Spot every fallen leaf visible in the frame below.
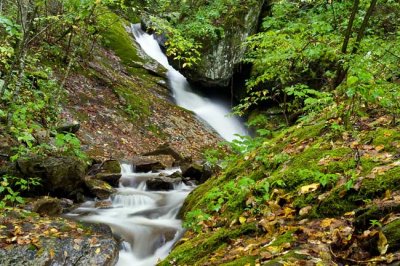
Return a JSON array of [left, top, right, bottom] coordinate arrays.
[[378, 231, 388, 255], [320, 218, 334, 228], [300, 183, 320, 194], [375, 145, 385, 152]]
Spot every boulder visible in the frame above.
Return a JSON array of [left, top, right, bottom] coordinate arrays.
[[132, 156, 166, 173], [32, 196, 63, 216], [181, 162, 212, 183], [16, 156, 87, 200], [84, 177, 116, 200], [55, 123, 80, 134], [146, 176, 181, 191], [101, 160, 121, 174], [87, 160, 121, 187], [94, 173, 121, 187], [166, 171, 183, 179], [0, 221, 119, 266]]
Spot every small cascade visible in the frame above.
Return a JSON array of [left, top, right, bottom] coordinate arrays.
[[68, 163, 193, 266], [131, 24, 248, 142]]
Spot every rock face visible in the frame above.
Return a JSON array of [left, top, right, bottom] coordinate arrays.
[[174, 1, 265, 88], [16, 156, 87, 200], [0, 222, 119, 266]]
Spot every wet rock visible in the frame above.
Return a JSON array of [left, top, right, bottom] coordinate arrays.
[[0, 222, 119, 266], [94, 173, 121, 187], [95, 199, 113, 209], [84, 177, 116, 200], [165, 171, 183, 179], [132, 156, 166, 172], [146, 176, 181, 191], [181, 162, 212, 183], [101, 160, 121, 174], [55, 123, 80, 134], [59, 198, 75, 213], [88, 160, 121, 186], [16, 156, 87, 200], [32, 196, 63, 216]]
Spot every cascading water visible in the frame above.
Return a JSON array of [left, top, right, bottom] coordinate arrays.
[[68, 164, 193, 266], [131, 24, 248, 142]]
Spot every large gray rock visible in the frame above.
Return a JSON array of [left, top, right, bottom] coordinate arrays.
[[132, 156, 166, 172], [172, 1, 265, 88], [0, 222, 119, 266], [146, 176, 182, 191], [16, 156, 87, 200]]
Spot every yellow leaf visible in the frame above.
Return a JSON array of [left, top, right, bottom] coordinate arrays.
[[239, 216, 247, 224], [95, 248, 101, 254], [49, 249, 55, 259], [375, 145, 385, 152], [378, 231, 388, 255], [300, 183, 320, 194], [320, 218, 334, 228]]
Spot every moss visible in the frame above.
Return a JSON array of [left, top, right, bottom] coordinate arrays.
[[220, 256, 257, 266], [98, 11, 143, 67], [360, 166, 400, 196], [316, 192, 359, 217], [370, 127, 400, 152], [159, 223, 258, 266], [113, 85, 150, 120], [270, 231, 295, 247], [262, 250, 310, 265], [316, 165, 400, 217], [383, 219, 400, 252]]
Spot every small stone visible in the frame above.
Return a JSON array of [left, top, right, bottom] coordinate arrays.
[[299, 206, 312, 217]]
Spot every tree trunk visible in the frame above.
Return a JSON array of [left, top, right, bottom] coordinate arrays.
[[351, 0, 378, 54]]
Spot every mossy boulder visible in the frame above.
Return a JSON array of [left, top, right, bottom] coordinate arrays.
[[16, 156, 87, 200], [32, 196, 63, 216], [84, 177, 116, 200], [101, 160, 121, 174]]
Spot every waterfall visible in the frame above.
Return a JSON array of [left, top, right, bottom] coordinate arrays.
[[68, 164, 192, 266], [131, 24, 248, 142]]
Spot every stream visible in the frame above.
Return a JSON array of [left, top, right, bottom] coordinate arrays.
[[68, 164, 193, 265], [68, 24, 248, 266]]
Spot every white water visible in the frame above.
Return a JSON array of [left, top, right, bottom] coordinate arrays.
[[131, 24, 248, 142], [68, 164, 193, 266]]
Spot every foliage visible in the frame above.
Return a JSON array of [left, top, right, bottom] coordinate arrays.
[[140, 0, 260, 68], [235, 0, 400, 125], [0, 175, 40, 208], [0, 0, 126, 204]]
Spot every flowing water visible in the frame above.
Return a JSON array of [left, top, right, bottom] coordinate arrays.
[[131, 24, 248, 142], [68, 164, 193, 266]]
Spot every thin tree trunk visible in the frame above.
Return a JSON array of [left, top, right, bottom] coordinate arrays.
[[334, 0, 377, 88], [351, 0, 378, 54], [341, 0, 359, 54]]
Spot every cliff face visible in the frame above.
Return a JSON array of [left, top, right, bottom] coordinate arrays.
[[174, 0, 265, 88]]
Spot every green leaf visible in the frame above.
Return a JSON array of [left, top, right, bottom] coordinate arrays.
[[347, 76, 359, 86]]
